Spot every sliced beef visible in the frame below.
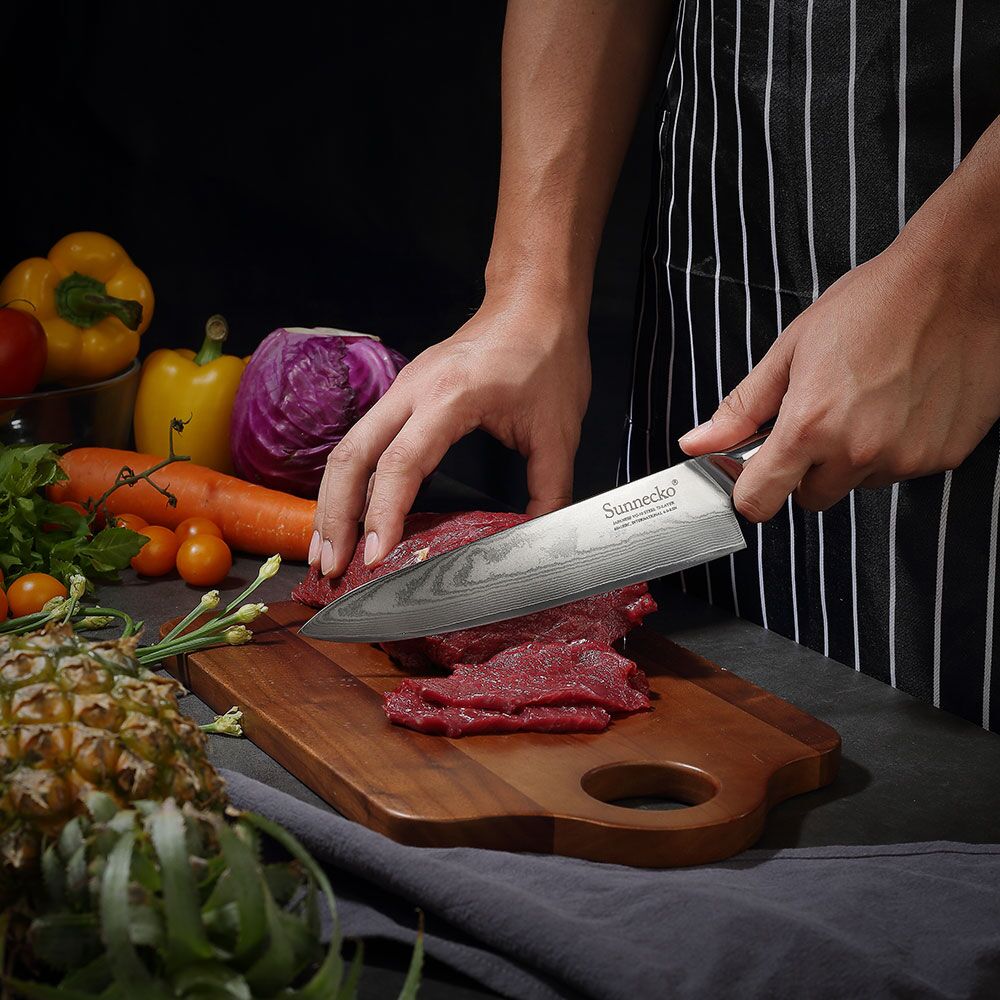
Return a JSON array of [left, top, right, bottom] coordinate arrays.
[[292, 511, 658, 670], [293, 510, 659, 738], [403, 641, 650, 714], [383, 687, 611, 738], [387, 583, 655, 671]]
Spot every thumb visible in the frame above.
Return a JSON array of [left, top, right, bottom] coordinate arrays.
[[526, 437, 576, 517], [678, 335, 793, 455]]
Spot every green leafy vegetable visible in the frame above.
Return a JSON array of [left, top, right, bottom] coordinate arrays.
[[0, 443, 145, 586]]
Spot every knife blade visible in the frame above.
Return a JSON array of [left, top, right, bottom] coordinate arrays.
[[299, 431, 768, 643]]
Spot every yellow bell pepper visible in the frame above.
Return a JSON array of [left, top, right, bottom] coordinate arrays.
[[0, 232, 153, 384], [134, 314, 247, 474]]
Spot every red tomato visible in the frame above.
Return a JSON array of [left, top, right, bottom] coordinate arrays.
[[7, 574, 68, 617], [113, 513, 148, 532], [0, 588, 7, 620], [176, 535, 232, 587], [130, 525, 180, 577], [174, 516, 223, 543], [0, 307, 47, 396], [42, 500, 91, 534]]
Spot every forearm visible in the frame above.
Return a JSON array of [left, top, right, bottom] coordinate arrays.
[[899, 114, 1000, 320], [486, 0, 671, 307]]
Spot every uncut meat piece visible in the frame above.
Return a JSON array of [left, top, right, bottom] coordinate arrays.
[[292, 511, 658, 669], [383, 687, 612, 738], [403, 641, 651, 714]]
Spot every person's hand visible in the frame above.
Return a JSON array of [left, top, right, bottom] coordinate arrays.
[[310, 287, 591, 577], [677, 228, 1000, 521]]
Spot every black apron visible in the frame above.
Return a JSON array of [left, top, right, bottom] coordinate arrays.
[[622, 0, 1000, 731]]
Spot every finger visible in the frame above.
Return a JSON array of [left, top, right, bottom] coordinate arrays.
[[794, 460, 869, 512], [526, 437, 576, 517], [314, 392, 412, 577], [732, 419, 815, 522], [678, 334, 793, 456], [362, 472, 376, 518], [363, 411, 472, 565]]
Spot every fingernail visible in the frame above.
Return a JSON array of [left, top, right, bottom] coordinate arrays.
[[679, 417, 714, 445], [320, 539, 335, 576], [308, 530, 321, 565], [363, 531, 380, 566]]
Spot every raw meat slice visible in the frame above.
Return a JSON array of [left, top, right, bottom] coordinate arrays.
[[387, 583, 655, 671], [404, 641, 651, 714], [383, 687, 611, 738], [292, 511, 658, 670]]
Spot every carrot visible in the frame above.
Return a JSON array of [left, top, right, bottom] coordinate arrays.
[[48, 448, 316, 561]]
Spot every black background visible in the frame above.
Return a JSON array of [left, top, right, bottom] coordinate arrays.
[[3, 1, 664, 508]]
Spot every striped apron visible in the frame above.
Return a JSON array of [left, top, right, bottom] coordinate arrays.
[[621, 1, 1000, 731]]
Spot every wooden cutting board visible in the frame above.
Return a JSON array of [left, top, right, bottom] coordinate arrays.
[[163, 601, 839, 867]]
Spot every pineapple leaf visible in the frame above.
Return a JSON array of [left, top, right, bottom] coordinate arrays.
[[170, 960, 253, 999], [65, 844, 88, 909], [40, 843, 67, 907], [262, 862, 303, 906], [84, 792, 119, 825], [57, 817, 85, 861], [99, 830, 158, 993], [202, 899, 242, 944], [337, 941, 365, 1000], [241, 812, 346, 1000], [396, 914, 425, 1000], [149, 800, 216, 970], [242, 890, 300, 994], [215, 824, 269, 963], [129, 904, 165, 949], [60, 952, 112, 991], [27, 913, 101, 971], [0, 974, 102, 1000]]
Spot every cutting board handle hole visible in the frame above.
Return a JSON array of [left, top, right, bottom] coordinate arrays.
[[581, 762, 718, 812]]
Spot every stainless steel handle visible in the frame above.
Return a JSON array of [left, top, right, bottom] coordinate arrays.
[[691, 427, 770, 496]]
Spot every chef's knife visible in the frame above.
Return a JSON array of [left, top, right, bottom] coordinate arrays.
[[300, 430, 768, 642]]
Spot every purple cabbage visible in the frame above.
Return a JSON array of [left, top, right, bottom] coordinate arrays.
[[231, 327, 407, 497]]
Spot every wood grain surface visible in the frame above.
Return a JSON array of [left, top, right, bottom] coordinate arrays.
[[163, 601, 840, 867]]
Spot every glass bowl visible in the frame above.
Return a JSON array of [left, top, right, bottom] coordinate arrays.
[[0, 360, 140, 449]]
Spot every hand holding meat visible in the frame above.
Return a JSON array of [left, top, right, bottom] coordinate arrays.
[[679, 122, 1000, 521], [311, 287, 591, 577]]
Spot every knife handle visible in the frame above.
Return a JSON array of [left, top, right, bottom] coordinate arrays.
[[694, 427, 770, 494]]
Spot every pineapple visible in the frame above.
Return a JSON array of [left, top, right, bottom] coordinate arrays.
[[1, 794, 422, 998], [0, 624, 226, 901]]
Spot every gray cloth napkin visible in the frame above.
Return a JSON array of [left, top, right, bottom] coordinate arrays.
[[223, 770, 1000, 1000]]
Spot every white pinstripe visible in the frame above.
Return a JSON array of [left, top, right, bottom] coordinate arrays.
[[953, 0, 963, 167], [763, 0, 796, 640], [985, 449, 999, 730], [891, 0, 907, 687], [641, 108, 675, 479], [663, 0, 689, 474], [707, 0, 735, 612], [624, 7, 685, 487], [933, 0, 963, 705], [733, 0, 756, 625], [847, 0, 861, 670], [623, 212, 651, 485], [933, 478, 952, 706], [803, 0, 829, 656], [669, 0, 693, 597], [683, 0, 702, 431], [639, 14, 685, 482], [703, 0, 724, 605], [889, 487, 899, 687]]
